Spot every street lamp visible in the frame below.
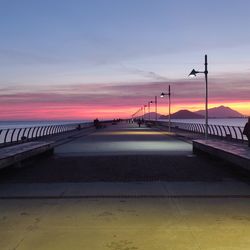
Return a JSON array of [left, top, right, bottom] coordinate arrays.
[[155, 96, 158, 121], [140, 106, 143, 119], [160, 85, 171, 132], [143, 105, 147, 120], [189, 54, 208, 139], [148, 101, 153, 121]]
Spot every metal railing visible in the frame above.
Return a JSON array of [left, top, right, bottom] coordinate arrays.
[[0, 122, 93, 146], [156, 121, 247, 142]]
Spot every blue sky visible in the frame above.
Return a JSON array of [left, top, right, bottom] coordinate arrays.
[[0, 0, 250, 119], [1, 0, 250, 83]]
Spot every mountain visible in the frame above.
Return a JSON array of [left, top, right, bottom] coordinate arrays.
[[159, 110, 203, 119], [195, 105, 243, 118], [143, 112, 162, 119], [142, 106, 243, 120]]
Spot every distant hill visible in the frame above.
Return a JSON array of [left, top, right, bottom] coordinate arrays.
[[142, 106, 243, 120], [159, 110, 203, 119], [195, 105, 243, 118], [144, 112, 162, 119]]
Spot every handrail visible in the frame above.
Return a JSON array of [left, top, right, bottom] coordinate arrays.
[[155, 121, 247, 142], [0, 122, 93, 146]]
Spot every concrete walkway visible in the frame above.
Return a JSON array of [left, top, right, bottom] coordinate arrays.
[[55, 122, 192, 156], [1, 122, 250, 249]]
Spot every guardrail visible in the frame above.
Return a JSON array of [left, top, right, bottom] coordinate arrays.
[[0, 122, 93, 147], [155, 121, 248, 142]]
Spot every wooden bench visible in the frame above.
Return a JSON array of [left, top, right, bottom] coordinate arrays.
[[193, 139, 250, 171], [0, 141, 54, 170]]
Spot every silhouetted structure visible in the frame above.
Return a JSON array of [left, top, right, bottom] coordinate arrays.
[[243, 117, 250, 147], [138, 119, 142, 127], [76, 124, 81, 130], [94, 118, 101, 129]]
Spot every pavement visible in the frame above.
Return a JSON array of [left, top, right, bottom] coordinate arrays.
[[1, 122, 250, 249]]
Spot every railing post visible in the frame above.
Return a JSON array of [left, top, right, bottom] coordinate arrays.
[[16, 128, 23, 142], [31, 127, 37, 139], [10, 129, 16, 143], [27, 127, 33, 140], [4, 129, 10, 144]]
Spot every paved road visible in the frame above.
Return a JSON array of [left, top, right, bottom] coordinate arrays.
[[1, 122, 249, 183], [1, 122, 250, 250]]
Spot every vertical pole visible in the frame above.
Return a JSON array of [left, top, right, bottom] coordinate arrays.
[[155, 96, 157, 121], [148, 102, 151, 121], [168, 85, 171, 132], [143, 106, 145, 120], [205, 55, 208, 140]]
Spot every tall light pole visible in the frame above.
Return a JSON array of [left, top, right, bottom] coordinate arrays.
[[148, 101, 153, 121], [155, 96, 158, 121], [143, 105, 147, 120], [160, 85, 171, 132], [189, 55, 208, 139]]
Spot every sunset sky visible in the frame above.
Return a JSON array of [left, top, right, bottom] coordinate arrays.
[[0, 0, 250, 120]]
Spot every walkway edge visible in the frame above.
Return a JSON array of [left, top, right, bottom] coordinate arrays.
[[193, 139, 250, 171]]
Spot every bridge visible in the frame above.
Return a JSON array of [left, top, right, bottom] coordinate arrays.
[[0, 121, 250, 249]]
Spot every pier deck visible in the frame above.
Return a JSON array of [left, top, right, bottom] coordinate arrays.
[[0, 122, 250, 250]]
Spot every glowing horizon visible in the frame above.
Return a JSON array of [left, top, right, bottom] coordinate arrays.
[[0, 99, 249, 121]]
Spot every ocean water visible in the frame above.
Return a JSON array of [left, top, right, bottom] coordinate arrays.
[[159, 118, 248, 128], [0, 120, 91, 130], [0, 118, 248, 130]]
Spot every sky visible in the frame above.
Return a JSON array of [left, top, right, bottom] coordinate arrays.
[[0, 0, 250, 120]]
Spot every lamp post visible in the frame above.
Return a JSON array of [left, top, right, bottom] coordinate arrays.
[[155, 96, 158, 121], [160, 85, 171, 132], [189, 55, 208, 139], [148, 101, 153, 121], [143, 105, 147, 120]]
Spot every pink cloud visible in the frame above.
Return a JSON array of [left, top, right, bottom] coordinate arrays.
[[0, 72, 249, 119]]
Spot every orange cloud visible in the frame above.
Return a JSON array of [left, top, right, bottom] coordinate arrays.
[[0, 74, 249, 120]]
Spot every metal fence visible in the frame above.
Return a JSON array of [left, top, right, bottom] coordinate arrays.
[[157, 121, 247, 142], [0, 122, 93, 146]]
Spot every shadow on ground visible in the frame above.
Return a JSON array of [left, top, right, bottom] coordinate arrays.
[[1, 154, 250, 183]]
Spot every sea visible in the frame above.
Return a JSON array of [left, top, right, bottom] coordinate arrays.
[[0, 120, 91, 130], [0, 118, 248, 129]]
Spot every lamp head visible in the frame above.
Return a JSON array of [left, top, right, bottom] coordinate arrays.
[[160, 92, 165, 98], [189, 69, 197, 77]]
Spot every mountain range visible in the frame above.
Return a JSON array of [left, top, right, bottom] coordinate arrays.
[[145, 106, 243, 119], [195, 105, 243, 118], [159, 110, 203, 119]]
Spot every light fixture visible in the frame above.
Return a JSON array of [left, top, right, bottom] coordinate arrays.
[[189, 55, 208, 139], [160, 85, 171, 132]]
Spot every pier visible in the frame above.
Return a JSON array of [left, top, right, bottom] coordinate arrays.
[[0, 122, 250, 249]]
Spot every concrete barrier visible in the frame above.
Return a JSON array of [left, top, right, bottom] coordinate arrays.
[[193, 139, 250, 171], [0, 141, 54, 170]]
